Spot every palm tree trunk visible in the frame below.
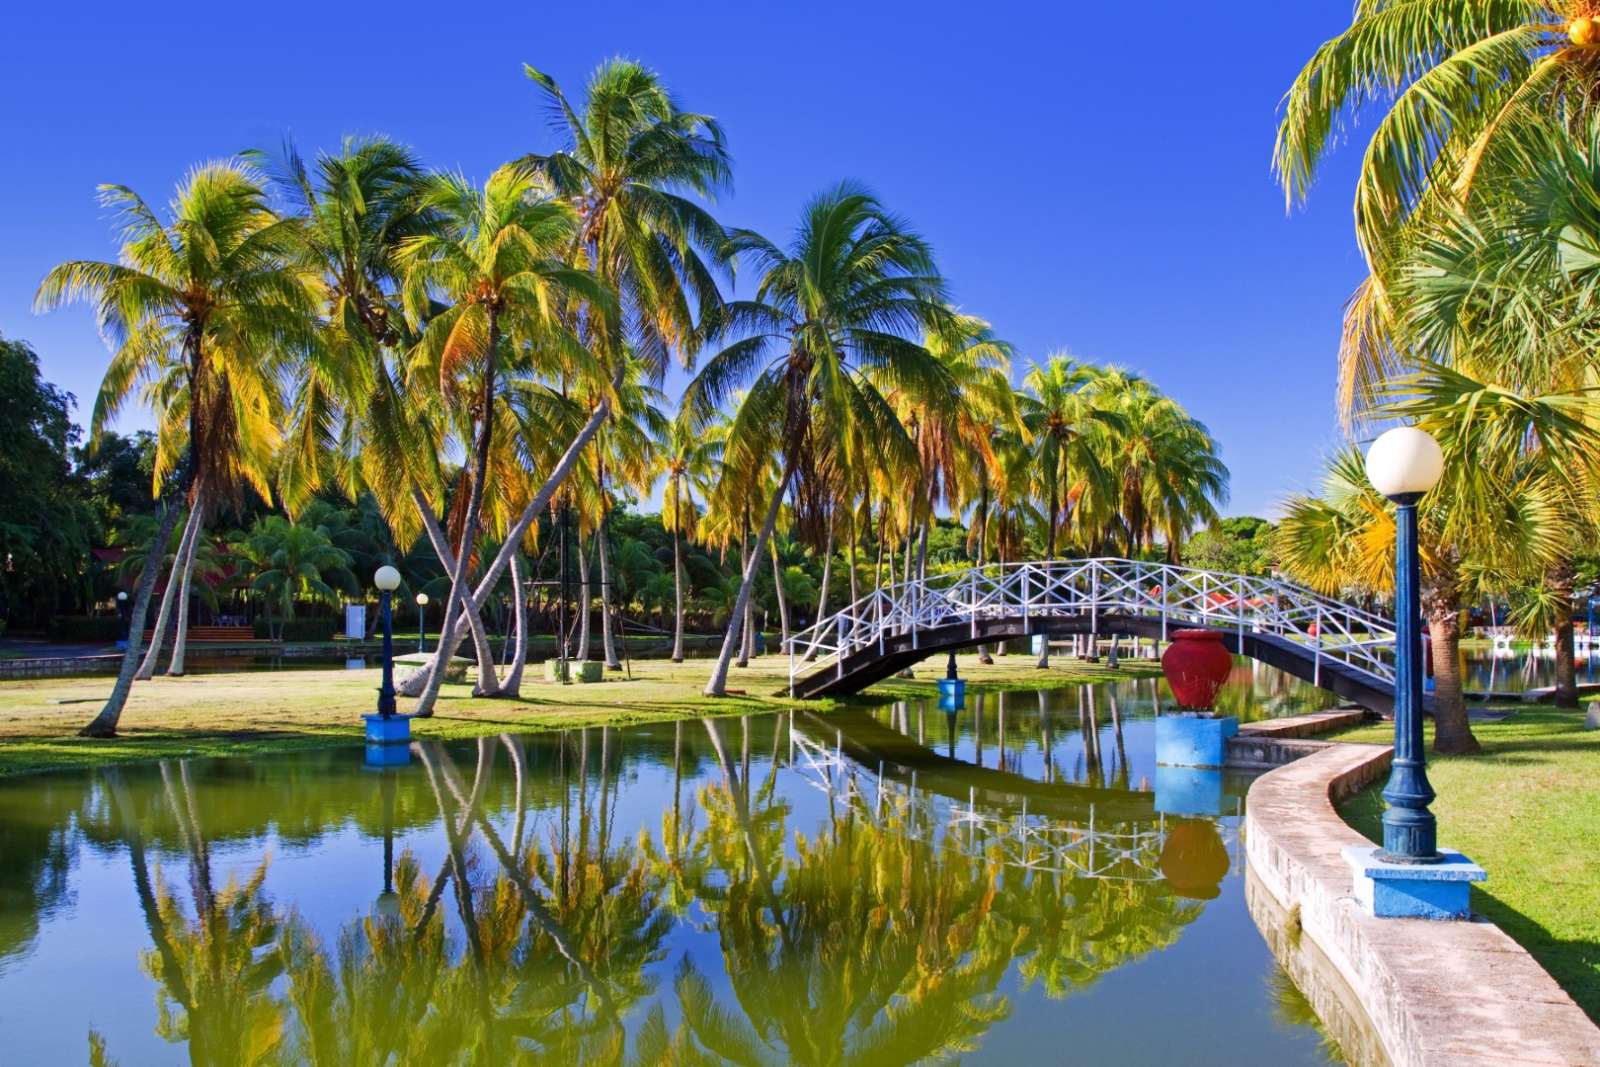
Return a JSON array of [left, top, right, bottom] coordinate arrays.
[[771, 543, 790, 649], [738, 536, 754, 667], [502, 553, 529, 697], [599, 517, 621, 670], [137, 499, 204, 680], [414, 317, 500, 716], [413, 367, 620, 716], [1549, 561, 1578, 709], [916, 513, 930, 582], [1427, 599, 1478, 754], [576, 534, 592, 662], [1038, 488, 1059, 669], [165, 498, 207, 677], [672, 484, 686, 663], [80, 498, 187, 737], [706, 463, 793, 696], [402, 487, 498, 698], [804, 519, 834, 661], [848, 508, 860, 607]]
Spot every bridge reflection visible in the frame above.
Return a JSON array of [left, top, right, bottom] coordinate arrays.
[[792, 692, 1242, 891]]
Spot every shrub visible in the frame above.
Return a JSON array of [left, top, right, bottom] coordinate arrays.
[[48, 615, 124, 642], [253, 618, 339, 642]]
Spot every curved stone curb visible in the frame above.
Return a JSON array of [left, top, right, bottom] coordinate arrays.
[[1245, 744, 1600, 1067]]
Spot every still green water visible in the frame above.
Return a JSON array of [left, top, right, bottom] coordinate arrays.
[[0, 671, 1346, 1065]]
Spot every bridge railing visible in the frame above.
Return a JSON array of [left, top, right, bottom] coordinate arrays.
[[785, 558, 1396, 693]]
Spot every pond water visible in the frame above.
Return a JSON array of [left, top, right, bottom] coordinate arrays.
[[0, 675, 1349, 1065]]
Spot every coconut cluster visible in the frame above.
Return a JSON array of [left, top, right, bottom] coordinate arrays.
[[1571, 17, 1599, 46]]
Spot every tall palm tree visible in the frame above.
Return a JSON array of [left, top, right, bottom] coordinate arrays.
[[1019, 356, 1116, 666], [684, 183, 955, 696], [397, 164, 608, 714], [1088, 369, 1227, 559], [1275, 4, 1600, 417], [659, 415, 720, 661], [1391, 115, 1600, 708], [520, 58, 732, 377], [36, 160, 314, 735]]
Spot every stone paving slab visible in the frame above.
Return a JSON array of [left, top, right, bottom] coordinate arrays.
[[1245, 744, 1600, 1067]]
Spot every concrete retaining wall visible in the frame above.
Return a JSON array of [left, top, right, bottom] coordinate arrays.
[[1245, 744, 1600, 1066]]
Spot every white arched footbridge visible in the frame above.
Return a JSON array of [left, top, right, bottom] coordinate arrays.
[[784, 558, 1398, 713]]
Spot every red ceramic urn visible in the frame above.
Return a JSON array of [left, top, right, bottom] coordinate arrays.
[[1160, 629, 1232, 712]]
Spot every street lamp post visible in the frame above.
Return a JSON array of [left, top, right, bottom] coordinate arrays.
[[374, 566, 401, 718], [116, 590, 130, 649], [415, 592, 429, 653], [1364, 427, 1445, 863]]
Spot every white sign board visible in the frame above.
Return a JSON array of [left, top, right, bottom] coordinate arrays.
[[344, 604, 367, 640]]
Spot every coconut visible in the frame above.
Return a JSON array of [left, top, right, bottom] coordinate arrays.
[[1570, 17, 1596, 46]]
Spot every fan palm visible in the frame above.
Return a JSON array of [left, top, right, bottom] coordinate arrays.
[[684, 183, 955, 695], [1275, 365, 1591, 753], [36, 160, 315, 734], [1390, 115, 1600, 706]]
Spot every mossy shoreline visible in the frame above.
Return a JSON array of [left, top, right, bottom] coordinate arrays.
[[0, 653, 1157, 778]]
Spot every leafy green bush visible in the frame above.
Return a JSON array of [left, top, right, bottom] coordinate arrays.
[[253, 618, 339, 642], [48, 615, 123, 642]]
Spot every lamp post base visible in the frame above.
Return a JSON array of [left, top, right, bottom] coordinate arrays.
[[1344, 846, 1485, 920], [364, 714, 411, 746]]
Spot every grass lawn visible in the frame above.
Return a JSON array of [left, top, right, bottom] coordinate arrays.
[[0, 651, 1154, 778], [1333, 708, 1600, 1022]]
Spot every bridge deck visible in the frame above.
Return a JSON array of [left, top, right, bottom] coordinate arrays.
[[789, 612, 1393, 714]]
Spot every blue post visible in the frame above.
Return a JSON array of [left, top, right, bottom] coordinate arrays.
[[377, 589, 396, 718], [417, 599, 426, 654], [1380, 494, 1438, 863]]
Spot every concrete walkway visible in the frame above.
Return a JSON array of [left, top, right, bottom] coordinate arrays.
[[1245, 743, 1600, 1066]]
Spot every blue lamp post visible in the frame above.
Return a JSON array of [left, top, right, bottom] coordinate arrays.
[[1347, 427, 1485, 919], [374, 565, 401, 717], [363, 565, 411, 754], [1365, 427, 1445, 862]]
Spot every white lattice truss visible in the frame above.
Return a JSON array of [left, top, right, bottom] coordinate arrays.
[[785, 558, 1396, 694], [788, 726, 1239, 883]]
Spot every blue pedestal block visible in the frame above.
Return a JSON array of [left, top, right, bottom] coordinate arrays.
[[1344, 846, 1485, 920], [1154, 765, 1226, 817], [1155, 714, 1238, 769], [364, 713, 412, 746], [364, 742, 412, 768], [938, 678, 966, 704]]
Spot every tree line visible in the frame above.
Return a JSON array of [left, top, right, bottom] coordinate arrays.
[[31, 59, 1229, 735]]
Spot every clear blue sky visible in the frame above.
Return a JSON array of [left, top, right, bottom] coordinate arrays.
[[2, 1, 1370, 517]]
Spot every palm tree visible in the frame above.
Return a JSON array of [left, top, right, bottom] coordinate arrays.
[[397, 164, 608, 714], [520, 58, 732, 376], [1088, 369, 1227, 559], [684, 183, 955, 696], [1275, 4, 1600, 416], [659, 416, 720, 661], [1389, 115, 1600, 708], [1020, 356, 1115, 666], [36, 160, 314, 735], [233, 516, 355, 640], [1276, 380, 1581, 754]]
